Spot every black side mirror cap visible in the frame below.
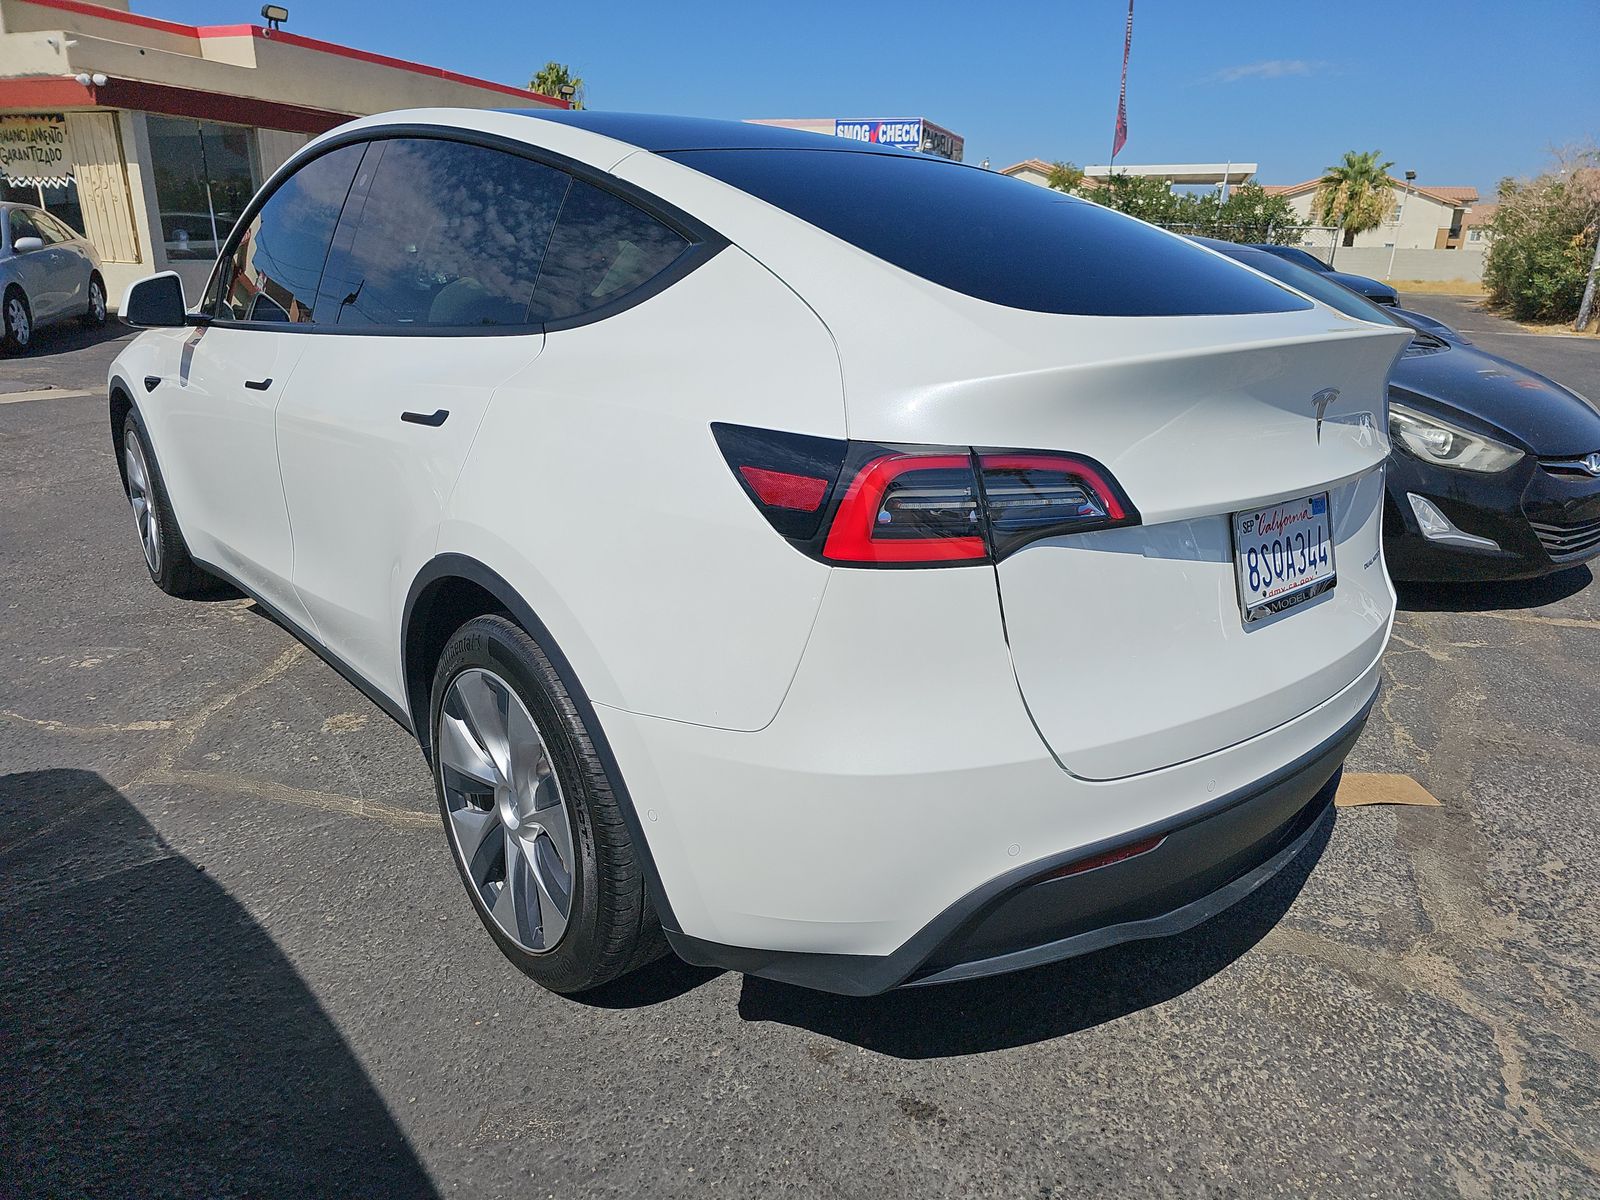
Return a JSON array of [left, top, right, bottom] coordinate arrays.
[[121, 272, 188, 328]]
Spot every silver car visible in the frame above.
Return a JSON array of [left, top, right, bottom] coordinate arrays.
[[1, 202, 106, 354]]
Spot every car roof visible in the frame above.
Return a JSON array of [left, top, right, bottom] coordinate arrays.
[[504, 110, 922, 157]]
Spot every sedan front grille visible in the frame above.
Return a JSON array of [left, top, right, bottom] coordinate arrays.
[[1530, 516, 1600, 560]]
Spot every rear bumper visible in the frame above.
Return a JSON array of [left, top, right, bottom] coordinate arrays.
[[664, 687, 1371, 995]]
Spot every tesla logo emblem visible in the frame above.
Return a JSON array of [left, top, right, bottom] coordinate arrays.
[[1311, 388, 1339, 442], [1585, 452, 1600, 476]]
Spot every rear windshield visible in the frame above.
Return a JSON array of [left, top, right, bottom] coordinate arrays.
[[663, 150, 1310, 317]]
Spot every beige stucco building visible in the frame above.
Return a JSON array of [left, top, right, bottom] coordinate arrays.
[[0, 0, 568, 297], [1262, 177, 1480, 249]]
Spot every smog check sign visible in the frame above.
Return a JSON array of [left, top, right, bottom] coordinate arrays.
[[833, 118, 923, 152], [0, 115, 72, 185]]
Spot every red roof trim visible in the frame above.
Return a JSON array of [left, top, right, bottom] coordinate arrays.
[[13, 0, 567, 107]]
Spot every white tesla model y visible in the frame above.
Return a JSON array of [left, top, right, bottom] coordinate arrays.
[[109, 111, 1407, 995]]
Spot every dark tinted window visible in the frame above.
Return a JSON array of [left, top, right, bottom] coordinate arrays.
[[8, 208, 43, 245], [215, 142, 364, 323], [316, 138, 567, 329], [1256, 244, 1330, 273], [666, 150, 1309, 317], [530, 179, 689, 323]]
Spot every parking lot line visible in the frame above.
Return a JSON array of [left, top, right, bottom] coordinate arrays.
[[0, 388, 99, 405]]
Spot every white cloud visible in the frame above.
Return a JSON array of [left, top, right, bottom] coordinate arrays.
[[1208, 59, 1326, 84]]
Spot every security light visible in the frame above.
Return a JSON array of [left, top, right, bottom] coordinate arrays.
[[261, 5, 288, 31]]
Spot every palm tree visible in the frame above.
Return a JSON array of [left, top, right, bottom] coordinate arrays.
[[1045, 161, 1085, 194], [529, 61, 585, 109], [1316, 150, 1396, 246]]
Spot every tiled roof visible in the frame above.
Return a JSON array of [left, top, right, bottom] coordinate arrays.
[[1260, 177, 1479, 206]]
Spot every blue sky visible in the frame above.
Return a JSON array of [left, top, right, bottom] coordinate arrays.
[[141, 0, 1596, 195]]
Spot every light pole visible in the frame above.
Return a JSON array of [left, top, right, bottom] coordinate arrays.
[[1385, 169, 1417, 281]]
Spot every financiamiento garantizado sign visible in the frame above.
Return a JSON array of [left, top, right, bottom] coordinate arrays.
[[0, 114, 73, 186]]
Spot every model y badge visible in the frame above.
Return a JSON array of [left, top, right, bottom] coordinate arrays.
[[1311, 388, 1339, 442]]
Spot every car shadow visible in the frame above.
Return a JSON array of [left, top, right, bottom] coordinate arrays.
[[735, 811, 1334, 1059], [0, 769, 440, 1199], [10, 320, 133, 360], [1395, 564, 1593, 613]]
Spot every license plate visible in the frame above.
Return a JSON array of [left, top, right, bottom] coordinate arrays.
[[1232, 494, 1336, 623]]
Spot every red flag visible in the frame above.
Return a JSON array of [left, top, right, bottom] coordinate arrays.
[[1112, 0, 1133, 159]]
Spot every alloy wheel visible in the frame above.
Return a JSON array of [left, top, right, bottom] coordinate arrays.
[[90, 280, 106, 324], [124, 435, 161, 571], [437, 667, 576, 953], [6, 296, 29, 347]]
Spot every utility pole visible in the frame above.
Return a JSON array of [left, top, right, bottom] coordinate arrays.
[[1385, 169, 1416, 281], [1576, 229, 1600, 333]]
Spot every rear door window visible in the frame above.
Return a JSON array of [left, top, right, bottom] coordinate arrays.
[[665, 149, 1309, 317], [313, 138, 568, 329]]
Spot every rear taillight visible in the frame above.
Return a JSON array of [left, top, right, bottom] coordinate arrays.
[[713, 423, 1139, 566]]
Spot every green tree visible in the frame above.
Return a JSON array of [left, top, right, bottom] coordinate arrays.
[[1315, 150, 1395, 246], [529, 61, 584, 109], [1483, 148, 1600, 324], [1045, 161, 1085, 193], [1089, 173, 1186, 225], [1213, 183, 1306, 244]]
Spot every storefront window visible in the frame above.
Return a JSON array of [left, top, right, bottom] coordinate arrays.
[[146, 115, 258, 262]]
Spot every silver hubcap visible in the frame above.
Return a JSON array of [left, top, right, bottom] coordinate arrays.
[[438, 668, 575, 953], [6, 296, 28, 344], [124, 436, 161, 571], [90, 282, 105, 322]]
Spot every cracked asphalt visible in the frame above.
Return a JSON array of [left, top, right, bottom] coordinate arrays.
[[2, 297, 1598, 1198]]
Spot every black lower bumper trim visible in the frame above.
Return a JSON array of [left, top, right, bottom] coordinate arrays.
[[666, 683, 1377, 996]]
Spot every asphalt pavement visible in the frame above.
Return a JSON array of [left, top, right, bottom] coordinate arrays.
[[2, 297, 1598, 1198]]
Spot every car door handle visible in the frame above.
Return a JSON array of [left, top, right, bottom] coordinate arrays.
[[401, 409, 450, 427], [244, 378, 272, 391]]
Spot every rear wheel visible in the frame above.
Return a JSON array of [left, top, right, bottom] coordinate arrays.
[[2, 287, 32, 354], [83, 274, 107, 328], [121, 411, 214, 597], [431, 614, 664, 993]]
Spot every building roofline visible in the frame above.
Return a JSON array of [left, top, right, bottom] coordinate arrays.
[[14, 0, 568, 107], [1262, 175, 1478, 206]]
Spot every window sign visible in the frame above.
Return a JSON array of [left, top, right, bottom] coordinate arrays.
[[0, 115, 72, 187]]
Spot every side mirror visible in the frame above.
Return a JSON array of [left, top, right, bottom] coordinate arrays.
[[121, 272, 188, 328], [12, 236, 44, 254]]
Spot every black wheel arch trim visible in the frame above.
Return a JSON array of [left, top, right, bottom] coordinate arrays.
[[402, 553, 681, 933]]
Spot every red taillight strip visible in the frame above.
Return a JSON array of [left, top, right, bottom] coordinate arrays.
[[738, 465, 829, 512], [1043, 834, 1166, 881], [977, 452, 1129, 521], [821, 452, 988, 564]]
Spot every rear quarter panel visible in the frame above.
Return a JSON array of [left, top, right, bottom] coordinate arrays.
[[439, 244, 844, 731]]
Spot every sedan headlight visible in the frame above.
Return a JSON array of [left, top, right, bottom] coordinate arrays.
[[1388, 404, 1524, 473]]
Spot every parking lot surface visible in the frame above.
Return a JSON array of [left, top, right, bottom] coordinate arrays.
[[2, 297, 1598, 1198]]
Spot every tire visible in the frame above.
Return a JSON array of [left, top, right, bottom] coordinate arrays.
[[121, 411, 215, 597], [83, 274, 107, 328], [430, 614, 665, 993], [2, 287, 32, 354]]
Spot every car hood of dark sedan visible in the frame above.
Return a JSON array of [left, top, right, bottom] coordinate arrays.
[[1391, 337, 1600, 457]]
